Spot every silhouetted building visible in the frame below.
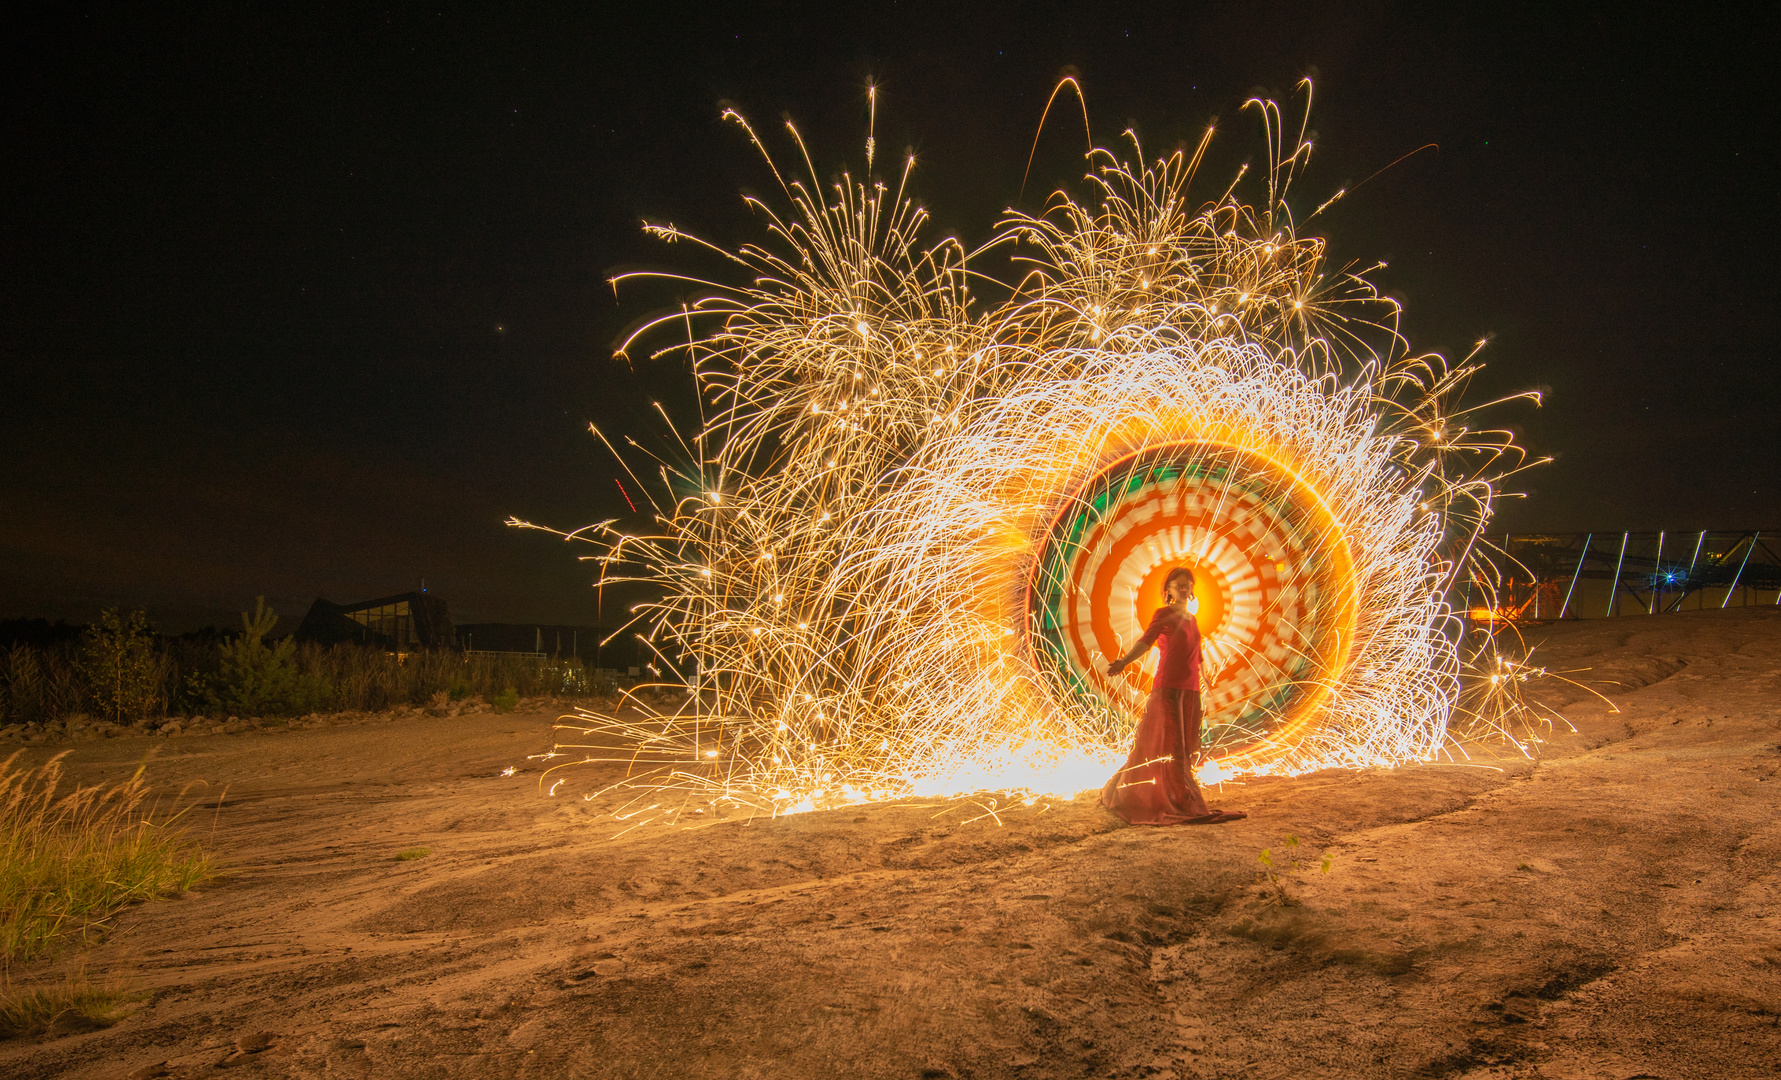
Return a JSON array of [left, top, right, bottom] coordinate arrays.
[[295, 592, 455, 651]]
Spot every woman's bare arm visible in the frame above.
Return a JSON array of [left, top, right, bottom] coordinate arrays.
[[1107, 609, 1171, 675]]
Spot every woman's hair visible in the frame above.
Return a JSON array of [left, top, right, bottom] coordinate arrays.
[[1164, 566, 1195, 595]]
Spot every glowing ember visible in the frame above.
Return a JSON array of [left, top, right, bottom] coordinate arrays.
[[517, 85, 1538, 821]]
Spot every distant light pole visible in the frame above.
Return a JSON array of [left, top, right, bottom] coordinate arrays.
[[1722, 532, 1759, 608], [1558, 534, 1590, 620], [1606, 533, 1629, 618]]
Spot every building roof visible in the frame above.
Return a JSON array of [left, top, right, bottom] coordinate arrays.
[[294, 592, 455, 651]]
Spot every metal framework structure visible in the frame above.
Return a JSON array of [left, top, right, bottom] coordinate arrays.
[[1463, 531, 1781, 622]]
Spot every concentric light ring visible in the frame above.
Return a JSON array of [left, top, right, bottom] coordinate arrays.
[[1028, 442, 1359, 758]]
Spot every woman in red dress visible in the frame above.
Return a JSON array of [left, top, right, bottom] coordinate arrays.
[[1101, 567, 1246, 826]]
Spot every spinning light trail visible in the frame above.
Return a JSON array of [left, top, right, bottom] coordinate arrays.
[[520, 84, 1540, 823]]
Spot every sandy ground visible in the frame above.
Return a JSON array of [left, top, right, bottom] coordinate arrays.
[[3, 608, 1778, 1079]]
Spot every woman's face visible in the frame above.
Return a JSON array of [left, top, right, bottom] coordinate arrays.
[[1165, 577, 1191, 606]]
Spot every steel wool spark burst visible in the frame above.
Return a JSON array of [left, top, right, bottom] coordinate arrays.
[[517, 84, 1538, 825]]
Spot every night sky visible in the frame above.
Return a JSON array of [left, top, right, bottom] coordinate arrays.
[[3, 3, 1776, 633]]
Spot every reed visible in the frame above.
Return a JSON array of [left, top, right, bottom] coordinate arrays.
[[0, 645, 87, 727], [0, 635, 621, 726], [289, 643, 613, 712], [0, 752, 213, 968]]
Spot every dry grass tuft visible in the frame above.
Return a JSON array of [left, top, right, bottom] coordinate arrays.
[[0, 751, 213, 968], [0, 975, 141, 1039]]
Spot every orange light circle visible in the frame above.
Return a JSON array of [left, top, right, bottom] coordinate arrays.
[[1027, 443, 1355, 759]]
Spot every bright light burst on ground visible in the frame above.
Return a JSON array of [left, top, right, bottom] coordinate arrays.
[[518, 84, 1540, 825]]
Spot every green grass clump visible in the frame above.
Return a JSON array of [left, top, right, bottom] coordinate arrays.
[[0, 976, 140, 1038], [0, 751, 213, 968], [394, 847, 430, 861]]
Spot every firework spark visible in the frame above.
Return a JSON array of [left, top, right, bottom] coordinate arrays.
[[518, 84, 1540, 823]]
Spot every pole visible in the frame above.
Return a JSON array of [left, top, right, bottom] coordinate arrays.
[[1722, 531, 1758, 608], [1606, 533, 1629, 617], [1650, 531, 1664, 614], [1558, 534, 1590, 620], [1675, 529, 1708, 612], [1505, 533, 1514, 618]]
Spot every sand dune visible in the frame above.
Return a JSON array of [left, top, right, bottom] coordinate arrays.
[[3, 608, 1778, 1079]]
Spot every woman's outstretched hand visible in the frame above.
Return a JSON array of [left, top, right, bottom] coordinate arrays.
[[1106, 659, 1125, 677]]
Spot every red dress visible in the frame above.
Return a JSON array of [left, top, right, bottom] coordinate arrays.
[[1101, 606, 1245, 826]]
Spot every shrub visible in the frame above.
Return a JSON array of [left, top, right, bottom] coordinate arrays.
[[205, 599, 330, 717], [491, 687, 519, 713], [74, 610, 159, 724], [2, 624, 620, 727]]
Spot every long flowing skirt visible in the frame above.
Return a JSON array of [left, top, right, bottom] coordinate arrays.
[[1101, 687, 1242, 826]]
